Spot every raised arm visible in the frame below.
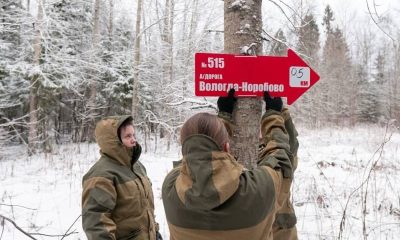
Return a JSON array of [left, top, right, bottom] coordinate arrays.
[[257, 92, 293, 213], [282, 107, 299, 171], [258, 91, 293, 178]]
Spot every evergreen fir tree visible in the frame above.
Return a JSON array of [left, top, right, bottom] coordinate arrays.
[[294, 13, 320, 125], [321, 5, 353, 125], [0, 0, 31, 142], [356, 63, 379, 123], [372, 51, 388, 120], [298, 13, 320, 63]]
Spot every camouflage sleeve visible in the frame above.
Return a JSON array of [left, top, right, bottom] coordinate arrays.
[[258, 110, 293, 179], [82, 176, 117, 240], [282, 107, 299, 171]]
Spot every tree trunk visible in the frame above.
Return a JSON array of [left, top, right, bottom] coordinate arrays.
[[132, 0, 143, 118], [158, 0, 174, 145], [88, 0, 101, 141], [224, 0, 263, 169], [108, 0, 113, 43], [183, 0, 198, 97], [392, 46, 400, 122], [160, 0, 174, 87], [78, 0, 101, 142], [28, 0, 44, 155]]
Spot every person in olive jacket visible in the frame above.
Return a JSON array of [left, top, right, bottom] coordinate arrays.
[[162, 89, 297, 240], [82, 116, 162, 240]]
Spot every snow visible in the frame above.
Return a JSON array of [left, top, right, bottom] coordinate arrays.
[[229, 1, 245, 10], [1, 125, 400, 239], [229, 0, 251, 11]]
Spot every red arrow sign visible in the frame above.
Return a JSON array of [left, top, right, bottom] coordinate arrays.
[[194, 49, 320, 105]]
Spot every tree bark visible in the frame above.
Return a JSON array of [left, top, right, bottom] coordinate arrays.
[[81, 0, 101, 142], [161, 0, 174, 85], [183, 0, 198, 96], [108, 0, 114, 43], [157, 0, 175, 145], [77, 0, 101, 142], [224, 0, 263, 169], [28, 0, 44, 155], [132, 0, 143, 118]]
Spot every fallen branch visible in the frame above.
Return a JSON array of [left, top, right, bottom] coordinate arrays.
[[0, 214, 80, 239], [0, 203, 37, 211], [60, 214, 81, 240], [0, 214, 37, 240]]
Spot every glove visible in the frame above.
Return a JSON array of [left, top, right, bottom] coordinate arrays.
[[156, 231, 163, 240], [132, 143, 142, 163], [264, 91, 283, 112], [217, 88, 237, 114]]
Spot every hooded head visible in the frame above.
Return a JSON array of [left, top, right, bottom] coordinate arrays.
[[118, 118, 137, 148], [95, 115, 134, 166]]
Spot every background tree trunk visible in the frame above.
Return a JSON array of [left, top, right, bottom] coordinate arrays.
[[28, 0, 44, 155], [158, 0, 175, 147], [79, 0, 101, 142], [108, 0, 113, 43], [132, 0, 143, 119], [224, 0, 263, 169], [88, 0, 101, 140]]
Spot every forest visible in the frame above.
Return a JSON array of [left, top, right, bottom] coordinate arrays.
[[1, 0, 399, 154], [1, 1, 400, 239]]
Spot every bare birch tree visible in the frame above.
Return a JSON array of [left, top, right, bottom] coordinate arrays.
[[28, 0, 44, 155], [78, 0, 101, 142], [88, 0, 101, 141], [132, 0, 143, 118], [108, 0, 114, 43], [155, 0, 175, 145]]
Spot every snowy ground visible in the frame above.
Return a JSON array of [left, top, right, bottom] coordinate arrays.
[[1, 124, 400, 239]]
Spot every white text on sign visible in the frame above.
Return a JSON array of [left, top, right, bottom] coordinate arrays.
[[199, 74, 223, 80], [199, 81, 284, 93], [201, 58, 225, 69]]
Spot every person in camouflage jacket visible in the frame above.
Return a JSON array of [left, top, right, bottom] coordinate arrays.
[[162, 90, 297, 240], [82, 116, 161, 240]]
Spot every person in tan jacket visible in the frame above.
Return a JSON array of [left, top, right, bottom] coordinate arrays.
[[162, 90, 297, 240], [82, 116, 162, 240]]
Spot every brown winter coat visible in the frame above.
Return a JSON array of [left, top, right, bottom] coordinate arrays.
[[162, 110, 294, 240], [82, 116, 157, 240]]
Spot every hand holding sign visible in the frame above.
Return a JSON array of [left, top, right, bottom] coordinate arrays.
[[264, 91, 283, 112], [217, 89, 237, 114]]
